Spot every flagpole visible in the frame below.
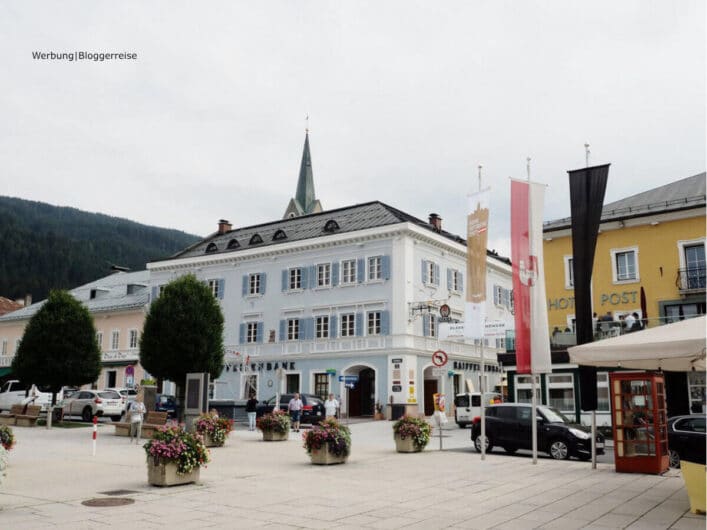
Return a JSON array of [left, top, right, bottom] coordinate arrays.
[[527, 160, 538, 466], [477, 164, 486, 461], [585, 143, 597, 471]]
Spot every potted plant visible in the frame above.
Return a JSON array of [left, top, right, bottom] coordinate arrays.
[[393, 415, 432, 453], [143, 423, 210, 486], [303, 418, 351, 465], [256, 410, 290, 441], [194, 412, 233, 447], [0, 425, 15, 451]]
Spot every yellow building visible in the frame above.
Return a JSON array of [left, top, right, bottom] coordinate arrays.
[[544, 172, 705, 332]]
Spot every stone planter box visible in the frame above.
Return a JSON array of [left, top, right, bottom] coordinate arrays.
[[201, 432, 225, 448], [395, 435, 424, 453], [147, 459, 200, 487], [310, 443, 348, 465], [262, 430, 288, 441], [0, 415, 15, 426]]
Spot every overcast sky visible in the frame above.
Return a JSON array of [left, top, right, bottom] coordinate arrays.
[[1, 1, 704, 256]]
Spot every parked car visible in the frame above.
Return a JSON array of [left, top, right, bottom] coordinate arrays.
[[155, 394, 177, 419], [667, 414, 706, 468], [255, 394, 325, 425], [471, 403, 605, 461], [61, 390, 124, 422], [454, 392, 503, 428], [104, 387, 138, 413]]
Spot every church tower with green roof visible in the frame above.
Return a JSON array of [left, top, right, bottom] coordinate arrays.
[[283, 131, 323, 218]]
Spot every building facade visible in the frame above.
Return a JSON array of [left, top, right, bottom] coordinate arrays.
[[0, 271, 150, 388], [148, 202, 513, 417]]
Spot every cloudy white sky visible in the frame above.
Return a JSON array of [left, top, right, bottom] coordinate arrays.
[[1, 1, 704, 256]]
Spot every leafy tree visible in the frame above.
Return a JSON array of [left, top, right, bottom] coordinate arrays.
[[140, 275, 225, 419], [12, 290, 101, 404]]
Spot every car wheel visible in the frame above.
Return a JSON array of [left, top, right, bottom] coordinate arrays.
[[82, 407, 93, 423], [503, 446, 518, 454], [669, 449, 681, 469], [549, 439, 570, 460], [473, 435, 493, 453]]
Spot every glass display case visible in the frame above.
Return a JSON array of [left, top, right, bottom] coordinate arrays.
[[610, 372, 669, 474]]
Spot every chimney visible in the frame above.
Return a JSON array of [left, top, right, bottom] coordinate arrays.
[[217, 219, 232, 234], [428, 213, 442, 233]]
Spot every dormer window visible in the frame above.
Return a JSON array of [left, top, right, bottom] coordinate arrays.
[[323, 219, 340, 233], [273, 229, 287, 241], [227, 239, 240, 250], [205, 242, 218, 253], [249, 234, 263, 245]]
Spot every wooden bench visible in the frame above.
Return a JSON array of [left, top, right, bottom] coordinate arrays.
[[141, 411, 169, 439], [0, 404, 25, 426], [15, 405, 42, 427]]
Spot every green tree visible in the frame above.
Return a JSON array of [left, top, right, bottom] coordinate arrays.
[[12, 290, 101, 404], [139, 275, 225, 419]]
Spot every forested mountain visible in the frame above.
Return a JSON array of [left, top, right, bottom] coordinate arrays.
[[0, 196, 201, 301]]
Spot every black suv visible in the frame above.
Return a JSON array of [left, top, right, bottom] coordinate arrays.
[[471, 403, 605, 460], [255, 394, 325, 425]]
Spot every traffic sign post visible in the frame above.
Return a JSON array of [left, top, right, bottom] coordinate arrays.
[[338, 375, 359, 384], [432, 350, 448, 367]]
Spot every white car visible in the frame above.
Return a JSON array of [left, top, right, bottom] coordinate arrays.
[[61, 390, 124, 422], [104, 387, 138, 412]]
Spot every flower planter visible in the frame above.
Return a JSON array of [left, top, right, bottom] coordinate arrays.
[[202, 432, 225, 447], [147, 459, 200, 487], [262, 430, 288, 441], [310, 443, 348, 465], [395, 434, 424, 453]]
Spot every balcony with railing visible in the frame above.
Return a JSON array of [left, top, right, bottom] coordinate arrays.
[[676, 266, 706, 294]]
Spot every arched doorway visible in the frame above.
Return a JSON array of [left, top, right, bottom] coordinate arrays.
[[347, 367, 375, 417]]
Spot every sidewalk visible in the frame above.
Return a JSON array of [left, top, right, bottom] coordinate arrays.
[[0, 421, 703, 529]]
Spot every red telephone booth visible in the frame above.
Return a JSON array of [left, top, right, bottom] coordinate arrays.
[[610, 372, 669, 474]]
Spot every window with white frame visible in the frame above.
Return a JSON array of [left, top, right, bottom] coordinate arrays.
[[315, 316, 329, 339], [246, 322, 259, 343], [426, 261, 437, 285], [611, 247, 639, 283], [249, 273, 262, 295], [515, 374, 541, 404], [129, 329, 139, 349], [96, 332, 103, 349], [341, 260, 356, 284], [317, 263, 331, 287], [493, 285, 512, 308], [450, 269, 462, 292], [368, 256, 382, 281], [208, 279, 220, 298], [1, 339, 6, 355], [289, 268, 302, 290], [678, 239, 706, 290], [341, 314, 355, 337], [546, 373, 575, 413], [111, 330, 120, 350], [287, 319, 299, 340], [564, 256, 574, 289], [367, 311, 381, 335], [597, 372, 610, 412]]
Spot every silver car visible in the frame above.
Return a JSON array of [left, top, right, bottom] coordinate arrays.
[[61, 390, 124, 422]]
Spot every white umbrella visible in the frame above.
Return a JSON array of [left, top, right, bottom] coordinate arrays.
[[568, 316, 706, 371]]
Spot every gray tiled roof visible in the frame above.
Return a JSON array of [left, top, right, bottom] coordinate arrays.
[[544, 172, 706, 231], [0, 270, 149, 322], [168, 201, 511, 265]]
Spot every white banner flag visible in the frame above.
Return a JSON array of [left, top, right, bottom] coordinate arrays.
[[465, 189, 490, 338]]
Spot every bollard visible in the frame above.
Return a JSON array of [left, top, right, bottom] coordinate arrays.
[[92, 416, 98, 456]]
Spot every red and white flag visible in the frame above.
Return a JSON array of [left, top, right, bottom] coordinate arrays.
[[511, 179, 551, 374]]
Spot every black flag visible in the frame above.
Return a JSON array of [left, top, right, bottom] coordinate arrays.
[[568, 163, 610, 411]]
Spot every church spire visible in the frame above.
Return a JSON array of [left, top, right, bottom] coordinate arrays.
[[284, 129, 323, 219]]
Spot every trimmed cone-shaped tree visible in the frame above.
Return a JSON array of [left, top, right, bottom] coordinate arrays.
[[139, 274, 224, 420], [12, 290, 101, 404]]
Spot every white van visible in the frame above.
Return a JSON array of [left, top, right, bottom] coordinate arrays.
[[453, 392, 503, 428]]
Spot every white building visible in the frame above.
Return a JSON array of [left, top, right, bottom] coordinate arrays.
[[148, 134, 514, 417]]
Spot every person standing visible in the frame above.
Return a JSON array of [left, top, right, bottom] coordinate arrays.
[[324, 393, 339, 420], [288, 393, 303, 432], [129, 397, 146, 444], [246, 394, 258, 431]]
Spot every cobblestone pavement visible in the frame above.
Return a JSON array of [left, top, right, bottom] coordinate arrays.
[[0, 420, 703, 529]]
